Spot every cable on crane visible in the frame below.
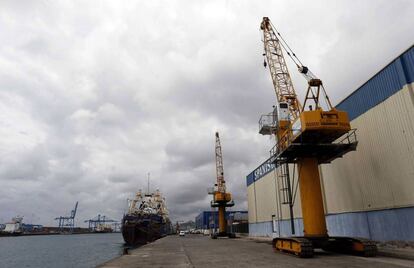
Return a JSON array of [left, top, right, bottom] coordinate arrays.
[[269, 21, 304, 68], [266, 20, 335, 110], [268, 20, 320, 82]]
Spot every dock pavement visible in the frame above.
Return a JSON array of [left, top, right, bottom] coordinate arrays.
[[98, 235, 414, 268]]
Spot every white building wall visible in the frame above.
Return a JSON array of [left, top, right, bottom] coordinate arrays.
[[322, 84, 414, 213], [247, 166, 303, 223]]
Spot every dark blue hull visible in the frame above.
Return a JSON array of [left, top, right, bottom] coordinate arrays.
[[121, 214, 171, 246]]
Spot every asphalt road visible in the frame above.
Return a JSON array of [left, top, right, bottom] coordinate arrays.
[[99, 235, 414, 268]]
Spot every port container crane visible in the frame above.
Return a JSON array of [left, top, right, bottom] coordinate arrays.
[[54, 201, 78, 233], [259, 17, 377, 257], [84, 214, 118, 232], [208, 132, 235, 239]]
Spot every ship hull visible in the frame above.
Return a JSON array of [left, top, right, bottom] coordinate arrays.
[[122, 214, 171, 246], [0, 232, 22, 237]]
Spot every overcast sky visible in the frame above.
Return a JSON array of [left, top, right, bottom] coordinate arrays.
[[1, 0, 413, 226]]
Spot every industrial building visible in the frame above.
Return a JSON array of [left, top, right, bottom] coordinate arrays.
[[195, 211, 248, 231], [247, 45, 414, 242]]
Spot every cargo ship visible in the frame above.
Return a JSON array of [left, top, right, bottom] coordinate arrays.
[[0, 216, 23, 236], [122, 189, 171, 246], [95, 224, 113, 233]]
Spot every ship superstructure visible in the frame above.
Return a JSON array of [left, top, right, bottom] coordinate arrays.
[[2, 216, 23, 235]]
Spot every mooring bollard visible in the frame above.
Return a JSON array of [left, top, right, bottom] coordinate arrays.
[[123, 248, 129, 255]]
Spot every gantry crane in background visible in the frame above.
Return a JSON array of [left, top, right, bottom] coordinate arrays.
[[258, 17, 377, 257], [55, 201, 78, 233], [84, 214, 118, 233], [208, 132, 235, 239]]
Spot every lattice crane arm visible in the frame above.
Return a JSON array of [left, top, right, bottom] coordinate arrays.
[[215, 132, 226, 193], [261, 17, 302, 121], [261, 17, 335, 114]]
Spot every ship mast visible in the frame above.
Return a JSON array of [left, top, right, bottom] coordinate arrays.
[[147, 172, 150, 194]]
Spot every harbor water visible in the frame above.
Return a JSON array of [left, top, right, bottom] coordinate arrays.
[[0, 233, 124, 268]]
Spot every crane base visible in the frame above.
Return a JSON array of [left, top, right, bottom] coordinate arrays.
[[272, 237, 314, 258], [322, 236, 377, 257], [272, 236, 377, 258], [211, 232, 236, 239]]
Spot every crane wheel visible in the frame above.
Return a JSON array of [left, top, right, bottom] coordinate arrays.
[[322, 237, 377, 257], [354, 240, 378, 257], [272, 237, 314, 258]]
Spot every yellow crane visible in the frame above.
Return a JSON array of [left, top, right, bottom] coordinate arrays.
[[259, 17, 377, 257], [209, 132, 235, 239]]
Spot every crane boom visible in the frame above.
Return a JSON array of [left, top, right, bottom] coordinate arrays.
[[71, 201, 78, 218], [261, 17, 301, 121], [215, 132, 225, 193]]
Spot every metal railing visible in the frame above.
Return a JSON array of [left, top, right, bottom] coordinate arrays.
[[207, 187, 216, 195], [337, 129, 358, 144], [269, 126, 302, 160], [258, 113, 277, 134]]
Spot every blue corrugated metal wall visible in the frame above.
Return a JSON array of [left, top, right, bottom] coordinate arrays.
[[249, 219, 304, 238], [337, 45, 414, 120], [249, 207, 414, 241]]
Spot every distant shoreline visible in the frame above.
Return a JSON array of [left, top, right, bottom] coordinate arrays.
[[0, 232, 121, 237]]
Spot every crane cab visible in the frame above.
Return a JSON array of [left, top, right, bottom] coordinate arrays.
[[278, 102, 289, 121], [259, 102, 290, 135]]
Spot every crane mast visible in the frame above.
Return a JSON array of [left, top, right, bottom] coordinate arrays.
[[258, 17, 377, 258]]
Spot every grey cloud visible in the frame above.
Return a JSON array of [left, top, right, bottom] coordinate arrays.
[[168, 65, 273, 128], [0, 145, 49, 181]]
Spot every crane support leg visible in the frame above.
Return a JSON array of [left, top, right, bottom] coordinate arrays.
[[218, 206, 226, 235], [298, 158, 328, 237], [211, 206, 235, 239], [273, 157, 377, 257]]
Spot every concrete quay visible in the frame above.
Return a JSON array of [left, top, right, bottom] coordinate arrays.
[[98, 235, 414, 268]]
